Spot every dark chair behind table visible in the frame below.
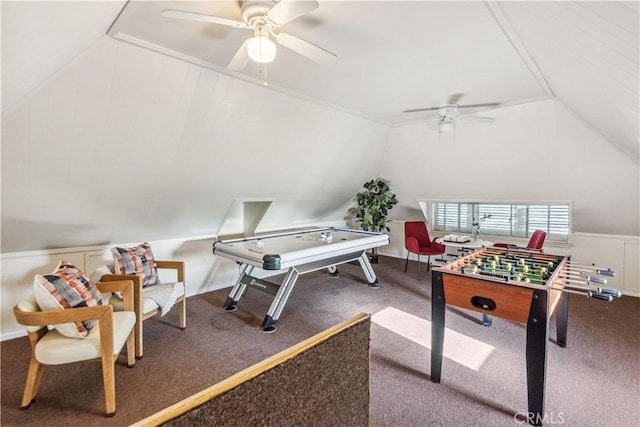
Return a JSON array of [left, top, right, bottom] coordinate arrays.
[[404, 221, 446, 281], [494, 230, 547, 252]]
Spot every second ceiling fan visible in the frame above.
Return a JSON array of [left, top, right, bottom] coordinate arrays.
[[162, 0, 337, 70], [404, 93, 500, 133]]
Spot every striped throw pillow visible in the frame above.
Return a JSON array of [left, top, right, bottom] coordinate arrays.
[[112, 242, 160, 287], [33, 261, 104, 339]]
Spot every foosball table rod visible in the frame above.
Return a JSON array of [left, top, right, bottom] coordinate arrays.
[[551, 285, 621, 301], [559, 274, 608, 285], [564, 263, 616, 277]]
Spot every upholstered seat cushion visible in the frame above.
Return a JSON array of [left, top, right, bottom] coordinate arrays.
[[35, 311, 136, 365], [109, 282, 184, 316]]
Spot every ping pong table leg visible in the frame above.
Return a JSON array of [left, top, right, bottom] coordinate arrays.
[[328, 265, 340, 277], [357, 251, 380, 288], [224, 264, 253, 312], [261, 268, 300, 333]]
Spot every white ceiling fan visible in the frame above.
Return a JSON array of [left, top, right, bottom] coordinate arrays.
[[161, 0, 336, 70], [404, 94, 499, 133]]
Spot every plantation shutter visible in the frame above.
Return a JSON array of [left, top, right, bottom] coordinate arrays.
[[425, 200, 571, 242]]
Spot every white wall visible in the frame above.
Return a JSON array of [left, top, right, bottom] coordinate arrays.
[[380, 99, 639, 236], [1, 36, 390, 253]]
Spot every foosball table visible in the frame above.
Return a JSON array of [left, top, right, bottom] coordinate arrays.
[[430, 246, 619, 426]]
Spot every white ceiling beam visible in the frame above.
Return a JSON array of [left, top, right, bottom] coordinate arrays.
[[483, 1, 555, 99]]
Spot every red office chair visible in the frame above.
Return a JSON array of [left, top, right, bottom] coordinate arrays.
[[404, 221, 446, 281], [493, 230, 547, 252]]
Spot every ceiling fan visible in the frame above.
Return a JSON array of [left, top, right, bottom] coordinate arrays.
[[161, 0, 336, 70], [404, 94, 500, 133]]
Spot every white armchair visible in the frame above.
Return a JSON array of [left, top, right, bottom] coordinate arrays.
[[13, 279, 136, 417], [100, 260, 186, 359]]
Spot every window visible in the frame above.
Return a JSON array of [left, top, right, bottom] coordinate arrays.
[[420, 200, 572, 242]]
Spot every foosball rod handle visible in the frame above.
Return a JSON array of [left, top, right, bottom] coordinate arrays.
[[587, 291, 614, 302], [596, 268, 616, 277], [566, 263, 616, 277], [597, 287, 622, 298], [586, 276, 607, 285]]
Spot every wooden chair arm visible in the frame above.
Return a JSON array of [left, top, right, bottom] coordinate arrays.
[[156, 261, 185, 283], [100, 274, 143, 291], [96, 280, 135, 312], [100, 274, 143, 314], [13, 304, 112, 327]]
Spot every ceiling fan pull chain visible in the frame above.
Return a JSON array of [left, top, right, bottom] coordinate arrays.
[[260, 63, 268, 87]]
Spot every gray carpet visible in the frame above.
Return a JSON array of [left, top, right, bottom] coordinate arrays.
[[2, 256, 639, 426]]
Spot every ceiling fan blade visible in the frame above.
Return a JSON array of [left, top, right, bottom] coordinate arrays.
[[403, 106, 441, 113], [227, 40, 250, 70], [275, 33, 336, 66], [458, 115, 495, 123], [459, 102, 501, 109], [161, 9, 249, 29], [266, 0, 319, 27], [447, 93, 465, 105]]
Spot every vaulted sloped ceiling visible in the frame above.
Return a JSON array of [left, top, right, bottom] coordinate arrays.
[[105, 1, 552, 124], [1, 1, 127, 115], [499, 1, 639, 162], [2, 1, 638, 164], [1, 1, 638, 253]]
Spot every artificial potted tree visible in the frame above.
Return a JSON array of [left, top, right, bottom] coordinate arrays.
[[348, 178, 399, 263]]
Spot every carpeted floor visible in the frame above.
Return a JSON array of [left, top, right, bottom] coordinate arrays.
[[2, 256, 639, 426]]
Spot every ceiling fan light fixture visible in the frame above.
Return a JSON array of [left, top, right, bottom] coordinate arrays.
[[247, 25, 277, 63], [440, 119, 455, 133]]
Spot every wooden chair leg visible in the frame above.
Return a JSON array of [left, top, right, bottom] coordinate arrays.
[[102, 356, 116, 417], [126, 330, 136, 368], [99, 310, 117, 417], [134, 318, 143, 359], [178, 297, 186, 330], [21, 357, 44, 409]]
